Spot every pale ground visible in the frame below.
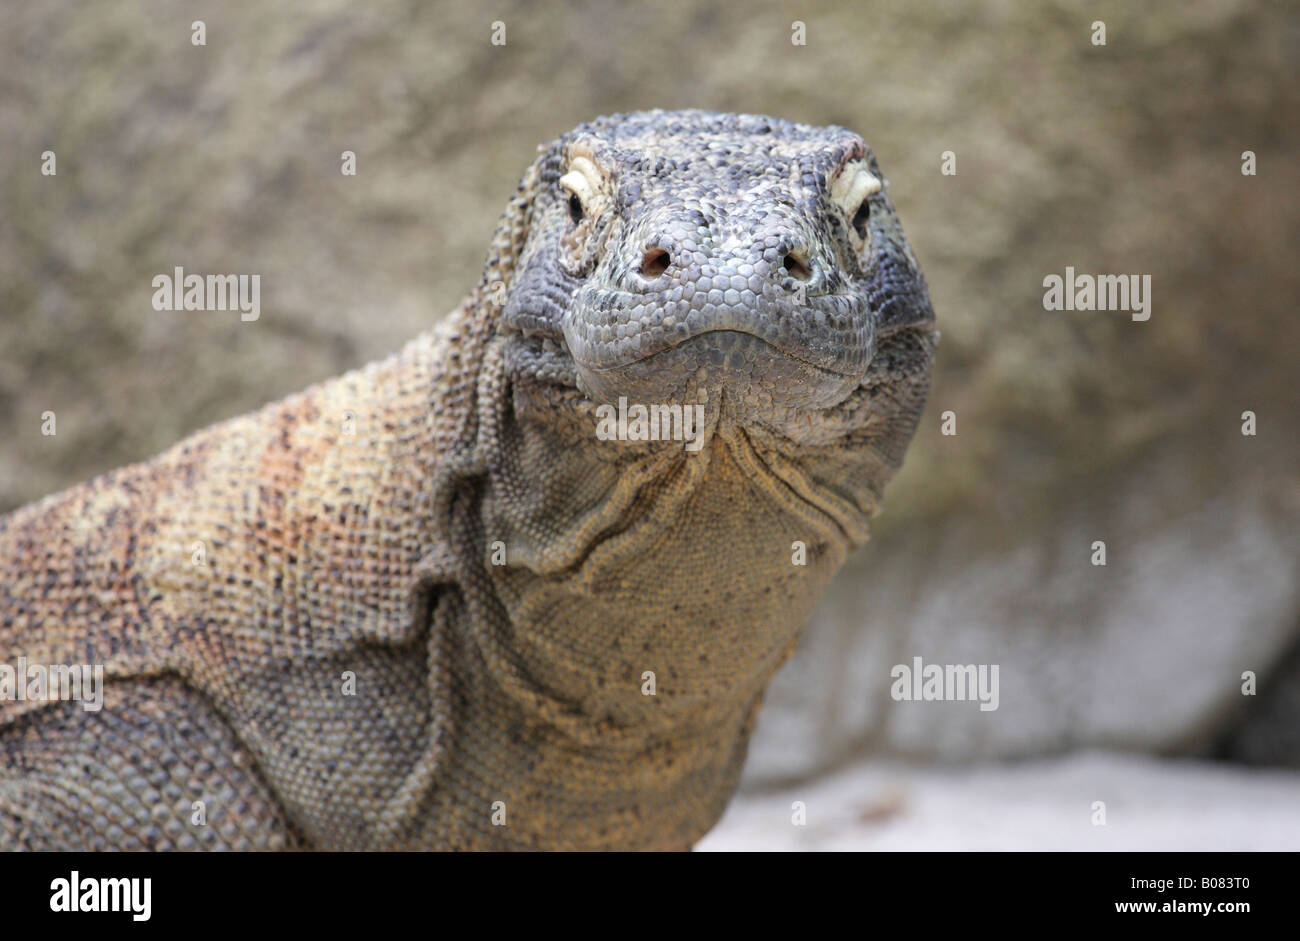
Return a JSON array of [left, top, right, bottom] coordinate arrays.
[[697, 751, 1300, 851]]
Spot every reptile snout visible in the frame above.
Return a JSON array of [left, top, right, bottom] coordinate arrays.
[[625, 228, 826, 299], [544, 119, 940, 424], [563, 197, 878, 416]]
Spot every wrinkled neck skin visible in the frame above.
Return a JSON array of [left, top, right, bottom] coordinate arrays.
[[425, 326, 928, 848], [483, 332, 875, 718]]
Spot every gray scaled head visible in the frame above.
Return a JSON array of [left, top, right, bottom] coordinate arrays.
[[501, 109, 936, 443]]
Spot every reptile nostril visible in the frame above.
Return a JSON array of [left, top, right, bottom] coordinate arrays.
[[782, 251, 813, 282], [641, 247, 671, 279]]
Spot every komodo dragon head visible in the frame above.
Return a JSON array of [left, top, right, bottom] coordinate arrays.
[[499, 109, 935, 445]]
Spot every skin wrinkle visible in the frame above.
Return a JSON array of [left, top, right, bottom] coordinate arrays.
[[1, 110, 934, 850]]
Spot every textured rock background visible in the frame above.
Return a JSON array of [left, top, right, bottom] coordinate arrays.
[[1, 1, 1297, 788]]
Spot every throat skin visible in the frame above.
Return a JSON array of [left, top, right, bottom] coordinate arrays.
[[425, 338, 857, 849]]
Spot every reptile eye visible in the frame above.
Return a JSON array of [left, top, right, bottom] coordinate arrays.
[[831, 162, 882, 244], [560, 157, 601, 230], [852, 199, 871, 238]]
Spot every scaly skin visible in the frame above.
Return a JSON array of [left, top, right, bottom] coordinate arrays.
[[0, 110, 936, 850]]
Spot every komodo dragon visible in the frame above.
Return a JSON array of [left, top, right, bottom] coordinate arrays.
[[0, 110, 936, 850]]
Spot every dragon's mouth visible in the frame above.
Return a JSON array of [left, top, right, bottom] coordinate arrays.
[[595, 326, 857, 378], [570, 326, 865, 415], [565, 291, 875, 381]]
